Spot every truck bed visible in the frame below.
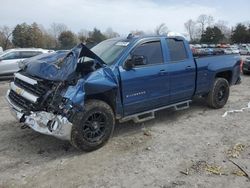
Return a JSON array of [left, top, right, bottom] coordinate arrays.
[[194, 54, 241, 95]]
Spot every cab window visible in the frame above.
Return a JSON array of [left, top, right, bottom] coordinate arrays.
[[132, 41, 163, 66]]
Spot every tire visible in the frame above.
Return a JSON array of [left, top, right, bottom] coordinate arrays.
[[206, 78, 230, 109], [71, 100, 115, 152]]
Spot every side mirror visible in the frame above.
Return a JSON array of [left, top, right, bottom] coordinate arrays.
[[124, 59, 134, 70], [132, 55, 146, 66], [123, 55, 146, 70]]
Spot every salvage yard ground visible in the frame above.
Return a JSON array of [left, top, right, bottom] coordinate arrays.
[[0, 74, 250, 188]]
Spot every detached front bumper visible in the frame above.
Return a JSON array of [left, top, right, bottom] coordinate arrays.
[[5, 90, 73, 140]]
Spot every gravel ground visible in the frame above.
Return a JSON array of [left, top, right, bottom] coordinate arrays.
[[0, 74, 250, 188]]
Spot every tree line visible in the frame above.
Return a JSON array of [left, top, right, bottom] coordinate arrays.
[[0, 16, 250, 50], [0, 21, 170, 50], [0, 23, 119, 50], [184, 14, 250, 44]]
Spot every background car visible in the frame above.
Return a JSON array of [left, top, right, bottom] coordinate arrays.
[[0, 48, 51, 76], [203, 48, 214, 55], [223, 48, 233, 54], [213, 48, 224, 55], [231, 47, 240, 54], [242, 57, 250, 74], [239, 46, 250, 55]]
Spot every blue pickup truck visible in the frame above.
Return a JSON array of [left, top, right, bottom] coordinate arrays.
[[6, 35, 241, 151]]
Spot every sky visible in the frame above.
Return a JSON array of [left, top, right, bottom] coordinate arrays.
[[0, 0, 249, 35]]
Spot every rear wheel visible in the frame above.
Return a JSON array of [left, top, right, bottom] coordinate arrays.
[[71, 100, 115, 152], [206, 78, 230, 109]]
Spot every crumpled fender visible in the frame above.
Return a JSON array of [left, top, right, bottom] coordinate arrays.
[[84, 67, 118, 94], [63, 67, 118, 107], [64, 78, 85, 105]]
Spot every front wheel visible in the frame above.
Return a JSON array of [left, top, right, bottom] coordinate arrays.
[[71, 100, 115, 152], [206, 78, 230, 109]]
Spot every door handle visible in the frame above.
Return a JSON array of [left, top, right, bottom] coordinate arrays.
[[185, 66, 192, 70], [159, 69, 167, 75]]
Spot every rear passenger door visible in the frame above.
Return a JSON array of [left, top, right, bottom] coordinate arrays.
[[166, 38, 196, 103], [119, 40, 170, 116]]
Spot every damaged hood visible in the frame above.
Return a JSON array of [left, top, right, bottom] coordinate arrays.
[[24, 43, 106, 81]]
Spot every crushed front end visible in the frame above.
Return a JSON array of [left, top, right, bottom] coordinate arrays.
[[5, 43, 118, 141], [5, 72, 81, 140]]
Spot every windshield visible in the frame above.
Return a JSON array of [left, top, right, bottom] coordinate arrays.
[[90, 39, 128, 65]]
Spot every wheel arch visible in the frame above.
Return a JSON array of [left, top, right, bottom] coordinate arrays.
[[85, 89, 117, 114], [215, 70, 232, 85]]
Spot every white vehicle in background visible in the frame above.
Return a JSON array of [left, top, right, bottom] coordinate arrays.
[[239, 47, 250, 55], [231, 47, 240, 54], [223, 48, 233, 54], [0, 48, 52, 76]]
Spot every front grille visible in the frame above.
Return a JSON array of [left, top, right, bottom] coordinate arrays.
[[8, 73, 54, 112], [9, 90, 38, 111], [14, 77, 47, 96]]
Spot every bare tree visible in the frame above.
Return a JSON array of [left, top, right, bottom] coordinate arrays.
[[77, 29, 89, 43], [184, 19, 197, 41], [155, 23, 168, 35], [207, 15, 214, 27], [197, 14, 214, 35], [197, 15, 207, 35], [104, 27, 119, 38], [0, 26, 13, 50], [49, 23, 68, 39], [215, 20, 231, 41], [48, 23, 68, 48]]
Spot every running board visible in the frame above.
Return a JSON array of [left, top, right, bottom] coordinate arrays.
[[174, 101, 190, 111], [119, 100, 191, 123], [133, 112, 155, 123]]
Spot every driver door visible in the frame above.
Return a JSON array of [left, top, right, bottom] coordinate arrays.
[[119, 40, 170, 116]]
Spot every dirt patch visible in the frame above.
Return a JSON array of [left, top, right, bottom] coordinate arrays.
[[0, 75, 250, 188]]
